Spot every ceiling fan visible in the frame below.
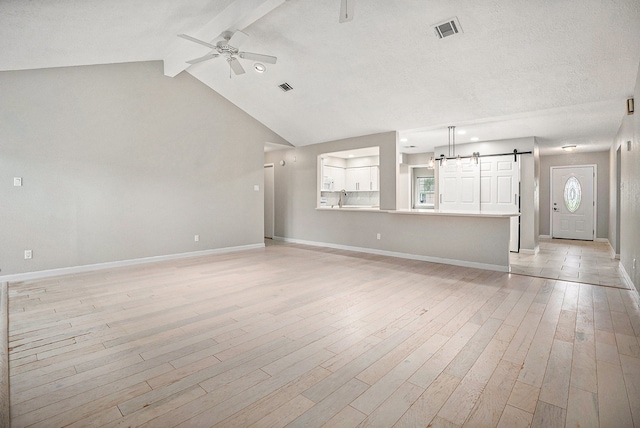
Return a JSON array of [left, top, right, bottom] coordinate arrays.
[[178, 30, 277, 75]]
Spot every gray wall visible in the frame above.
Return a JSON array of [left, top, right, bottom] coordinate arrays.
[[539, 151, 610, 239], [266, 132, 511, 270], [614, 63, 640, 292], [0, 61, 287, 276]]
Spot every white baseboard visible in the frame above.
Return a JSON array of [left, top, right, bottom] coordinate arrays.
[[0, 282, 9, 428], [619, 263, 636, 292], [0, 244, 265, 283], [539, 235, 551, 239], [519, 247, 539, 255], [273, 236, 509, 273]]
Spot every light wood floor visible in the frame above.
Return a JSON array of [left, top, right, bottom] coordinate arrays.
[[510, 238, 628, 289], [7, 243, 640, 427]]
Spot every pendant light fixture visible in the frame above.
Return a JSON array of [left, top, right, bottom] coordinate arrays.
[[448, 126, 456, 158]]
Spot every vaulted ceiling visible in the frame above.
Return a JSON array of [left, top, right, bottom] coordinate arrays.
[[2, 0, 639, 154]]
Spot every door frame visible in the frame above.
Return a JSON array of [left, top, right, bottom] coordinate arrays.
[[549, 164, 597, 240], [264, 163, 275, 239]]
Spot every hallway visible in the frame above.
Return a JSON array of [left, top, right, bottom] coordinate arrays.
[[510, 238, 629, 289]]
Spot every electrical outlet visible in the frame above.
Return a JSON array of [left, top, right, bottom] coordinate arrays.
[[376, 233, 381, 240], [14, 177, 22, 186], [24, 250, 32, 259], [194, 235, 200, 242], [254, 185, 260, 191]]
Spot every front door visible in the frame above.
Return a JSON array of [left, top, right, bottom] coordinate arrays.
[[551, 166, 595, 240]]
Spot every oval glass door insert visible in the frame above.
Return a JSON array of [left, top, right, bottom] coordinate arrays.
[[564, 176, 582, 213]]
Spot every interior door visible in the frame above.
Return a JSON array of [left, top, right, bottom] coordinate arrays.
[[551, 166, 594, 240], [264, 164, 274, 239], [438, 160, 480, 211], [479, 155, 520, 252]]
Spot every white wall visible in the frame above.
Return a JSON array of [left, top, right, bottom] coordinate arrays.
[[0, 61, 288, 277], [539, 151, 610, 239]]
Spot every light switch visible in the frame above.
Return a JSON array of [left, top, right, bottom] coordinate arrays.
[[14, 177, 22, 186], [254, 185, 260, 191]]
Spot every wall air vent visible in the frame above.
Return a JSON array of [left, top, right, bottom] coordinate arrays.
[[278, 82, 293, 92], [434, 17, 462, 39]]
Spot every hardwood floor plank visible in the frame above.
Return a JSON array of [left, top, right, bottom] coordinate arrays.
[[249, 394, 316, 428], [620, 354, 640, 427], [463, 359, 521, 427], [596, 359, 634, 427], [351, 333, 448, 415], [213, 366, 331, 427], [408, 322, 480, 389], [496, 404, 533, 428], [321, 405, 367, 427], [302, 329, 412, 403], [393, 373, 461, 427], [538, 339, 573, 409], [507, 381, 540, 414], [565, 385, 599, 428], [531, 400, 565, 428], [102, 384, 207, 428]]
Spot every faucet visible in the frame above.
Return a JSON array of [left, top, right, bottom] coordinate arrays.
[[338, 189, 347, 208]]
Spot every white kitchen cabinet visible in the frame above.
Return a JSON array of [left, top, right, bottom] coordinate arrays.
[[370, 166, 379, 191], [346, 166, 378, 191], [323, 165, 345, 190]]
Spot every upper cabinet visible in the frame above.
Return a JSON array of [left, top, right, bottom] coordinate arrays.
[[323, 165, 345, 190], [346, 166, 378, 191]]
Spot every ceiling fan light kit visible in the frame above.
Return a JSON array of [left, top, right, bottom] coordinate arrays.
[[179, 30, 277, 76]]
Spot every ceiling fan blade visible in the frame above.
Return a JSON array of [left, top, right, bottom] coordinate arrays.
[[339, 0, 355, 23], [178, 34, 217, 49], [228, 30, 249, 48], [186, 53, 220, 64], [228, 58, 246, 75], [238, 52, 277, 64]]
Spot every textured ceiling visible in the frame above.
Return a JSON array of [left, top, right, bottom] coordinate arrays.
[[2, 0, 639, 155]]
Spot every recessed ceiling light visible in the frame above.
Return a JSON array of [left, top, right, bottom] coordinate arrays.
[[400, 138, 408, 143], [254, 63, 266, 73], [470, 137, 479, 142], [562, 145, 577, 152], [457, 130, 466, 135], [348, 154, 355, 158]]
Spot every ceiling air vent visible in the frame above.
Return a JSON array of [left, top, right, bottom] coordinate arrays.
[[434, 17, 462, 39], [278, 82, 293, 92]]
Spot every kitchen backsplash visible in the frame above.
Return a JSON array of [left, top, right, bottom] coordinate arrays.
[[320, 191, 379, 207]]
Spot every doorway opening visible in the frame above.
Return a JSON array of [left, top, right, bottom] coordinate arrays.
[[264, 164, 274, 239]]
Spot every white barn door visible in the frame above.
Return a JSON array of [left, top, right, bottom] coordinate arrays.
[[438, 161, 480, 211], [480, 155, 520, 252]]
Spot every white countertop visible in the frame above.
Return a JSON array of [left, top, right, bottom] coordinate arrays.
[[388, 209, 519, 218], [316, 206, 382, 212], [316, 206, 518, 217]]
